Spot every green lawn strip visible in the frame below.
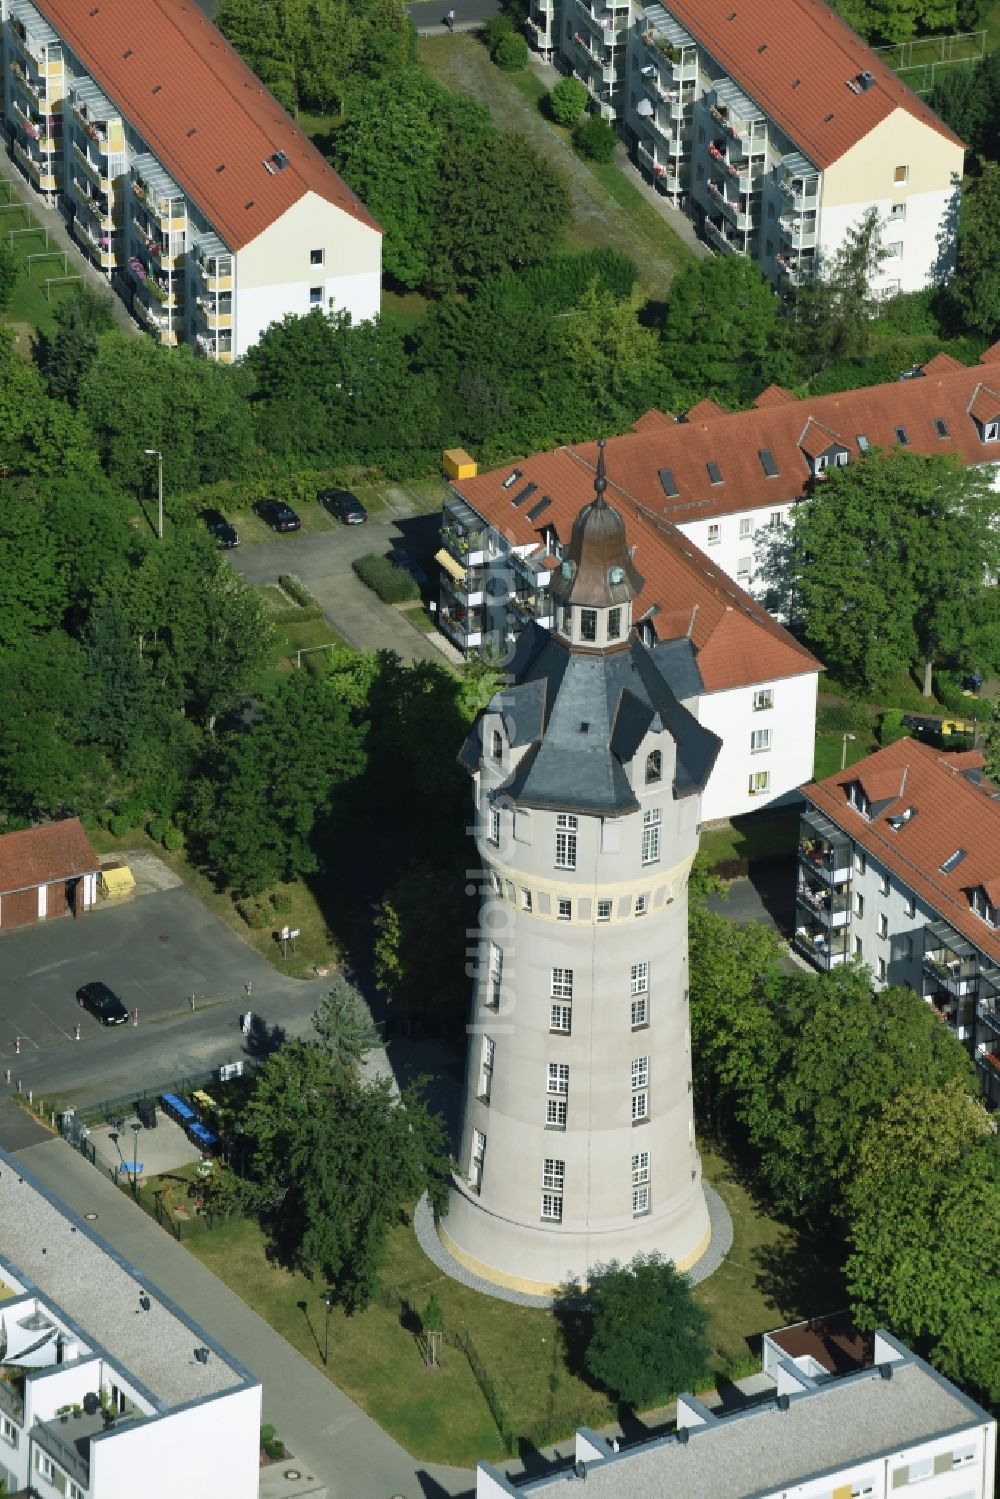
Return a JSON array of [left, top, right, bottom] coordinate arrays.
[[813, 728, 877, 781], [0, 214, 79, 336], [180, 1146, 839, 1464], [382, 288, 432, 333], [699, 809, 800, 871], [87, 825, 340, 978]]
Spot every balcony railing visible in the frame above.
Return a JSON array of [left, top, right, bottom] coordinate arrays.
[[72, 140, 104, 183], [798, 836, 852, 885], [709, 103, 747, 138], [922, 953, 977, 997], [33, 1420, 91, 1490], [9, 58, 41, 102], [704, 217, 743, 255], [796, 883, 851, 928]]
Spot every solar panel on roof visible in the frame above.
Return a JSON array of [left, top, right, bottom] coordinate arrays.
[[511, 482, 537, 508], [758, 448, 779, 477], [526, 497, 551, 521], [659, 467, 678, 498], [706, 462, 723, 485]]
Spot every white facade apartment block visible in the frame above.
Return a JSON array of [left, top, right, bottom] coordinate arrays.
[[527, 0, 963, 293], [477, 1331, 997, 1499], [0, 1151, 261, 1499], [1, 0, 381, 362], [674, 503, 792, 605], [696, 670, 817, 822]]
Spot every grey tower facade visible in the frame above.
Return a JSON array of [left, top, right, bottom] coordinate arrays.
[[442, 450, 722, 1294]]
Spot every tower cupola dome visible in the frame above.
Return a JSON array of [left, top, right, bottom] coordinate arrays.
[[548, 440, 644, 649]]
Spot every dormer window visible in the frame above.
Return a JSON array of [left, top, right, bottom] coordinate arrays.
[[986, 422, 999, 443], [645, 750, 662, 784], [848, 781, 871, 819], [972, 886, 999, 927]]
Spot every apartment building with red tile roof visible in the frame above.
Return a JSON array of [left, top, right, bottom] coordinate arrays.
[[3, 0, 380, 359], [438, 449, 819, 821], [798, 739, 1000, 1101], [529, 0, 963, 294]]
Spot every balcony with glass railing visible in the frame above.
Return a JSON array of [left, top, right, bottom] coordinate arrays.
[[922, 921, 980, 999], [440, 506, 489, 568], [439, 601, 484, 651], [798, 815, 852, 885], [796, 872, 851, 930], [794, 912, 850, 969]]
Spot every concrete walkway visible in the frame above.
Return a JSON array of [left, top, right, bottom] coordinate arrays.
[[13, 1135, 475, 1499]]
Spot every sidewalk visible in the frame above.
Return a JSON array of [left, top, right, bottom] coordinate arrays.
[[13, 1135, 475, 1499]]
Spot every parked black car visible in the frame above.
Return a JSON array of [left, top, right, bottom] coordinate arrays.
[[255, 499, 301, 533], [319, 488, 367, 525], [76, 982, 129, 1026], [203, 509, 239, 548]]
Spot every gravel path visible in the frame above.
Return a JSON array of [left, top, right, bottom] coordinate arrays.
[[418, 34, 699, 295], [415, 1182, 733, 1307]]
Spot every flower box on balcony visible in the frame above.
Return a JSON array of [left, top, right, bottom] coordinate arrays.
[[133, 180, 147, 202]]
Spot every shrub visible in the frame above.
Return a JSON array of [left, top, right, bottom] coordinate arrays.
[[878, 708, 907, 746], [162, 826, 184, 852], [270, 891, 293, 914], [549, 76, 589, 126], [278, 573, 319, 609], [352, 553, 419, 604], [492, 31, 528, 69], [483, 14, 513, 49], [934, 671, 994, 723], [573, 114, 618, 163], [239, 901, 270, 930], [109, 815, 129, 839], [147, 817, 167, 843]]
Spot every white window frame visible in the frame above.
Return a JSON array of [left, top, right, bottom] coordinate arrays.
[[547, 1062, 570, 1095], [0, 1415, 17, 1447], [543, 1157, 565, 1190], [489, 943, 503, 1008], [877, 957, 887, 982], [878, 912, 888, 939], [541, 1191, 563, 1221], [521, 887, 532, 912], [750, 728, 771, 753], [634, 894, 648, 916], [748, 770, 770, 796], [309, 285, 323, 306], [770, 510, 782, 528], [632, 1184, 650, 1216], [632, 1150, 650, 1184], [546, 1097, 567, 1129], [631, 1055, 649, 1089], [707, 523, 720, 545], [557, 898, 572, 921], [550, 1003, 572, 1034], [855, 849, 867, 875], [855, 892, 865, 918], [985, 420, 1000, 443], [597, 898, 612, 921], [489, 806, 500, 845], [641, 808, 661, 865], [752, 688, 774, 712], [904, 893, 915, 918], [632, 1090, 649, 1123], [631, 994, 648, 1028], [739, 517, 753, 538], [551, 967, 574, 999], [630, 962, 649, 995], [479, 1036, 495, 1100], [310, 247, 325, 264], [737, 556, 752, 580], [555, 813, 578, 870]]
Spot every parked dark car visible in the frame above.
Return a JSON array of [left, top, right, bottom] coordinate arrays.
[[255, 499, 301, 533], [203, 509, 239, 548], [76, 982, 129, 1026], [319, 488, 367, 525], [387, 547, 428, 588]]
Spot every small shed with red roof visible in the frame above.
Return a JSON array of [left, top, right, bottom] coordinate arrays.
[[0, 819, 100, 932]]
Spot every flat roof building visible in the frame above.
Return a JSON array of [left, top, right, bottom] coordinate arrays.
[[0, 1146, 261, 1499]]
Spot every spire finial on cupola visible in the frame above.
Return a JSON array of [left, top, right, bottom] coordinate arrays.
[[594, 438, 607, 505]]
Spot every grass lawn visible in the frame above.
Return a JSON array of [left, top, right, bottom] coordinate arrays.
[[0, 192, 83, 337], [88, 824, 340, 979], [183, 1146, 841, 1465], [699, 808, 800, 871], [382, 288, 432, 334], [812, 727, 877, 781]]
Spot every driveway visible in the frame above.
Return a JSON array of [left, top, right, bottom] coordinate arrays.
[[229, 512, 460, 667]]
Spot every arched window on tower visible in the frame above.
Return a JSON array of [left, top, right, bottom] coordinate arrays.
[[645, 750, 662, 785]]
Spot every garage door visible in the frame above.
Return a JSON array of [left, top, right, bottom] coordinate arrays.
[[46, 880, 67, 918], [0, 887, 38, 930]]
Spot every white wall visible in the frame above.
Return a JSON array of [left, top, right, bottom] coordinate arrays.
[[817, 189, 956, 294], [676, 507, 791, 603], [696, 672, 818, 821], [88, 1383, 261, 1499]]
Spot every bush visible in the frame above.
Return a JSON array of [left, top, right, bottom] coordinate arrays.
[[573, 114, 618, 163], [934, 671, 995, 723], [147, 817, 167, 844], [878, 708, 907, 746], [549, 76, 589, 126], [270, 891, 293, 914], [278, 573, 319, 609], [483, 14, 513, 49], [352, 553, 420, 604], [238, 900, 270, 930], [109, 815, 129, 839], [492, 31, 528, 69], [816, 701, 869, 734], [162, 826, 184, 852]]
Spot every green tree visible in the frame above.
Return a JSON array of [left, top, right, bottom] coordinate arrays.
[[661, 256, 796, 409], [845, 1082, 1000, 1399], [432, 132, 572, 291], [950, 163, 1000, 340], [790, 449, 1000, 696], [80, 597, 162, 764], [0, 633, 95, 821], [549, 76, 588, 126], [543, 281, 671, 438], [984, 698, 1000, 783], [0, 481, 70, 649], [0, 236, 19, 314], [584, 1254, 710, 1409], [791, 208, 889, 370], [492, 31, 528, 69], [372, 897, 403, 1004], [43, 286, 116, 406], [830, 0, 954, 42], [573, 114, 618, 163], [311, 974, 378, 1079]]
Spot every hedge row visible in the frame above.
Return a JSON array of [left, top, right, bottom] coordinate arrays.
[[352, 553, 420, 604]]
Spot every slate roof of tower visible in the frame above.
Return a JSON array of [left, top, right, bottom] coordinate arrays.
[[459, 632, 721, 817], [659, 0, 962, 168], [31, 0, 380, 249]]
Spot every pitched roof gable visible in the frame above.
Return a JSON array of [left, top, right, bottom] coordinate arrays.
[[662, 0, 962, 169], [35, 0, 380, 250], [804, 741, 1000, 965], [968, 384, 1000, 426], [0, 819, 99, 895]]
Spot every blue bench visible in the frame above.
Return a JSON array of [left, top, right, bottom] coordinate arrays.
[[161, 1092, 195, 1124]]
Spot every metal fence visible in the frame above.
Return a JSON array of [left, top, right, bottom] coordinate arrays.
[[871, 28, 986, 92]]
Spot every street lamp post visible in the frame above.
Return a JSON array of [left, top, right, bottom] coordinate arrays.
[[143, 448, 163, 540], [841, 732, 857, 771], [131, 1122, 141, 1201], [321, 1291, 335, 1367]]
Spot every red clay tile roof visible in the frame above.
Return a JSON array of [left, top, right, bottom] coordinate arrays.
[[508, 352, 1000, 527], [754, 384, 799, 409], [968, 384, 1000, 425], [804, 740, 1000, 965], [0, 819, 99, 895], [35, 0, 380, 249], [453, 453, 819, 693], [665, 0, 962, 167]]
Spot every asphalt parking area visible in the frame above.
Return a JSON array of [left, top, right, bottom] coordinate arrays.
[[0, 885, 271, 1058]]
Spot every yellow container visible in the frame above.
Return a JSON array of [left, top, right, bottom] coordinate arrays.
[[443, 448, 477, 480], [99, 862, 135, 900]]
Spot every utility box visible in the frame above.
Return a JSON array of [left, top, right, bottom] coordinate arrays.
[[443, 448, 477, 480], [99, 861, 135, 900]]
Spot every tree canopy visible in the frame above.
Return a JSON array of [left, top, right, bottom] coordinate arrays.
[[582, 1254, 711, 1409]]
